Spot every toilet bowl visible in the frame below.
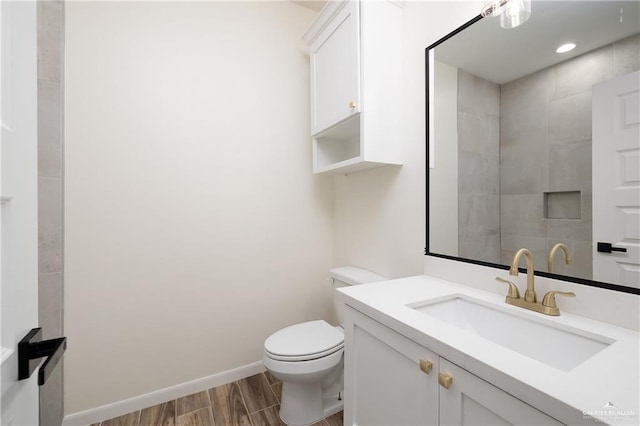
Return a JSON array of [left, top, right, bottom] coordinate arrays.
[[264, 320, 344, 426], [263, 267, 387, 426]]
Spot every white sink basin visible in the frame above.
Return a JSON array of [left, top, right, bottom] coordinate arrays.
[[409, 296, 614, 371]]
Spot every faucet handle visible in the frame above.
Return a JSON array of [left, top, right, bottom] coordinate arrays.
[[541, 291, 576, 308], [495, 277, 520, 299]]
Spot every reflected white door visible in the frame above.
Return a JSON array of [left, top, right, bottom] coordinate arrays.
[[1, 1, 40, 425], [592, 71, 640, 288]]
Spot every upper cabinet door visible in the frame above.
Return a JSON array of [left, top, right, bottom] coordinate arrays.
[[309, 1, 360, 135]]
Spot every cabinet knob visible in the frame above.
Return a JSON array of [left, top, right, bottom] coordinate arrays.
[[438, 372, 453, 389], [419, 359, 433, 375], [349, 101, 357, 110]]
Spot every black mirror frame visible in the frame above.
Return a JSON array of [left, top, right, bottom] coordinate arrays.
[[424, 14, 640, 296]]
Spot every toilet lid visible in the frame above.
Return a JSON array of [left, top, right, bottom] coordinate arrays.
[[264, 320, 344, 361]]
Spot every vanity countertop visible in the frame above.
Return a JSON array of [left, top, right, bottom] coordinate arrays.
[[338, 275, 640, 425]]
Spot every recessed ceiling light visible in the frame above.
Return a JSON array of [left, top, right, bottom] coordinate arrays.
[[556, 43, 576, 53]]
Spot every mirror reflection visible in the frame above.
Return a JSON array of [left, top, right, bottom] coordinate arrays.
[[428, 1, 639, 290]]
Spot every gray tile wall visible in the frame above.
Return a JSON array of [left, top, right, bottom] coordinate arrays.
[[38, 1, 64, 425], [457, 70, 501, 263], [499, 34, 639, 278]]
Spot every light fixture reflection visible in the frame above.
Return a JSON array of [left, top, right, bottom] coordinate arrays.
[[500, 0, 531, 29], [481, 0, 509, 17], [556, 43, 577, 53]]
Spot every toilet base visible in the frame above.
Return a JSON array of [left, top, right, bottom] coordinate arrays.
[[278, 382, 343, 426]]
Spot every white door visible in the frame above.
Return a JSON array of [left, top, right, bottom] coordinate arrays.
[[344, 307, 439, 426], [438, 359, 563, 425], [592, 71, 640, 288], [308, 0, 360, 135], [1, 1, 40, 425]]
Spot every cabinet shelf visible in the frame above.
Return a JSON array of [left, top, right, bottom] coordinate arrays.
[[313, 114, 360, 172]]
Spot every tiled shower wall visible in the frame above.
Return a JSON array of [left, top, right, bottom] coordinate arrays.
[[457, 70, 501, 263], [457, 34, 639, 278], [499, 34, 639, 278], [38, 1, 64, 425]]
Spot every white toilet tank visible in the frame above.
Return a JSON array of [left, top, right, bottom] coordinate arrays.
[[330, 266, 387, 325]]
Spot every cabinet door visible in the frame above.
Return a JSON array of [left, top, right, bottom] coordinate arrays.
[[309, 0, 360, 135], [439, 359, 563, 426], [344, 307, 439, 426]]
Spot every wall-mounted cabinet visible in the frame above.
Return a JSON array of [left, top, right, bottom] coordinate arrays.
[[303, 0, 403, 174], [344, 306, 564, 425]]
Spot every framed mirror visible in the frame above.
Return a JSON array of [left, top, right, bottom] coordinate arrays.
[[425, 1, 640, 294]]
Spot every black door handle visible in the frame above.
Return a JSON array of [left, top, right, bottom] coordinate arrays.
[[18, 328, 67, 386], [597, 242, 628, 254]]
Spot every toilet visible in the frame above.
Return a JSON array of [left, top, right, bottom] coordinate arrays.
[[263, 266, 387, 426]]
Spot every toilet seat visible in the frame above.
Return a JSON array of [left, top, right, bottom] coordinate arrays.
[[264, 320, 344, 362]]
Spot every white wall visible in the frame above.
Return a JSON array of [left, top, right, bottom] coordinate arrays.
[[424, 256, 640, 331], [64, 1, 332, 414], [413, 3, 638, 331], [63, 0, 639, 416], [396, 2, 639, 331], [333, 1, 482, 278], [429, 60, 458, 256]]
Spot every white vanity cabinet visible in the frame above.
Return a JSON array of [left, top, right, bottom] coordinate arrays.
[[439, 359, 563, 425], [344, 305, 439, 425], [302, 0, 403, 174], [344, 306, 563, 426]]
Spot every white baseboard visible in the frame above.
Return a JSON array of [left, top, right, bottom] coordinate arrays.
[[62, 361, 265, 426]]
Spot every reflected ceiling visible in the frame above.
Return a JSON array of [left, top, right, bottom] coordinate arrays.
[[436, 1, 640, 84]]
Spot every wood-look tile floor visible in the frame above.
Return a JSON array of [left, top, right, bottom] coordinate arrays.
[[92, 372, 343, 426]]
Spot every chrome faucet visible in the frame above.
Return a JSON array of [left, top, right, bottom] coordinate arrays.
[[496, 248, 576, 316], [548, 243, 571, 273]]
